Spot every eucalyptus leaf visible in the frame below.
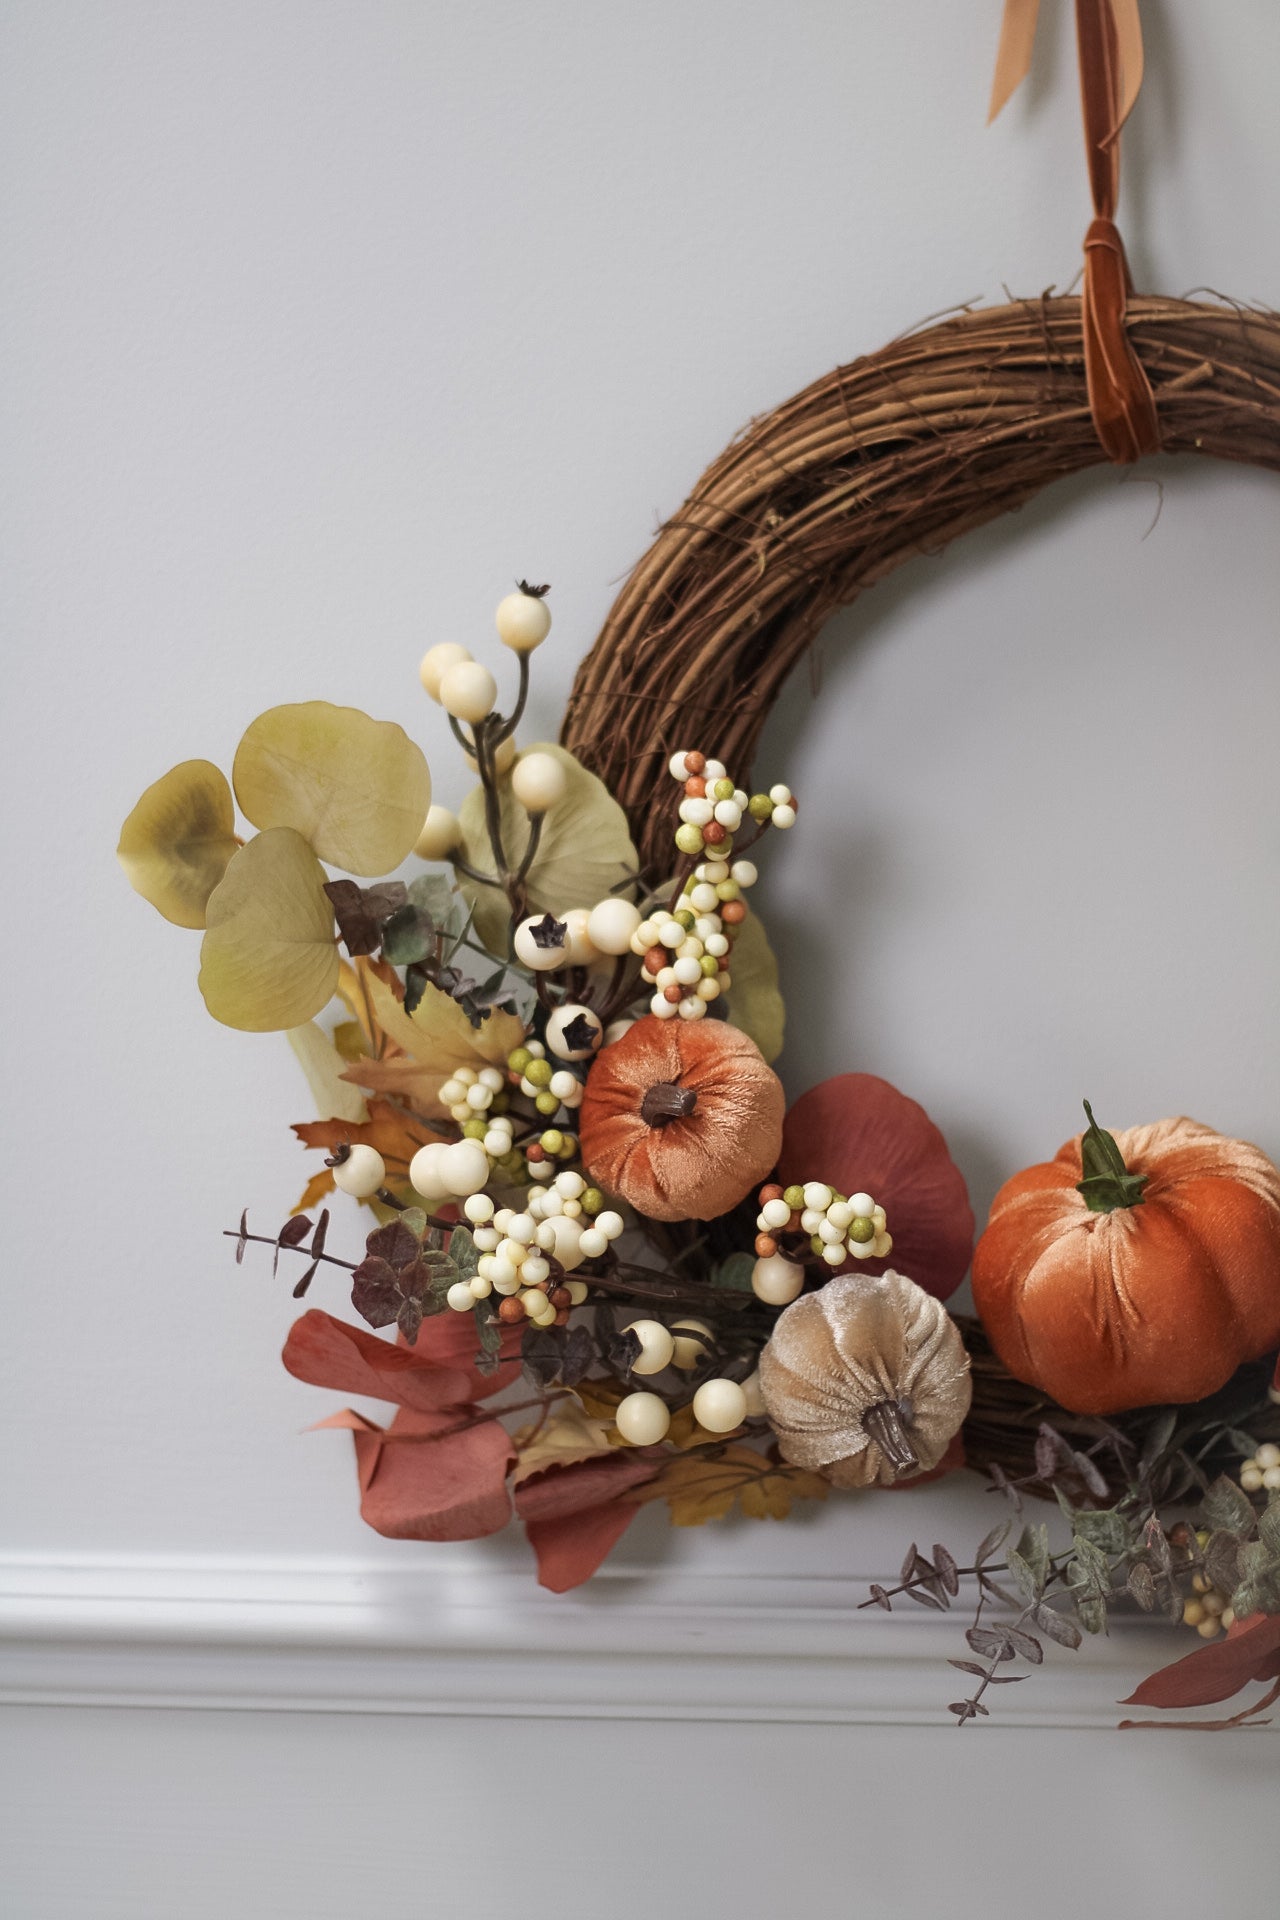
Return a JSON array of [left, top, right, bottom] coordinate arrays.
[[713, 1252, 756, 1292], [1067, 1505, 1128, 1556], [723, 907, 785, 1065], [1200, 1473, 1257, 1537], [455, 743, 638, 957], [117, 759, 240, 928], [233, 701, 431, 876], [1259, 1498, 1280, 1559], [198, 828, 339, 1031]]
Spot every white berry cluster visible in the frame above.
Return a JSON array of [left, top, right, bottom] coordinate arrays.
[[631, 748, 797, 1024], [441, 1178, 626, 1325], [1240, 1441, 1280, 1495], [749, 1181, 891, 1305], [628, 897, 734, 1025]]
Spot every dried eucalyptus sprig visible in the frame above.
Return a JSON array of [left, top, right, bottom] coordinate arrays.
[[866, 1397, 1280, 1727]]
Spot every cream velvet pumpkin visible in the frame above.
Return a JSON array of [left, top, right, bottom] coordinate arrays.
[[759, 1270, 972, 1488]]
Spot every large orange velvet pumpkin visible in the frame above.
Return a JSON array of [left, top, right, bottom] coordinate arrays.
[[972, 1107, 1280, 1415], [578, 1016, 785, 1222]]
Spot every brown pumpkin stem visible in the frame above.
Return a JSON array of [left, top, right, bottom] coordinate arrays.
[[862, 1398, 920, 1473], [640, 1080, 698, 1128]]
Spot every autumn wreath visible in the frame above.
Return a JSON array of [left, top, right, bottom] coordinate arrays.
[[118, 2, 1280, 1727]]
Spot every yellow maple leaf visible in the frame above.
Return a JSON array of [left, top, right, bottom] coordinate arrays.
[[511, 1403, 616, 1487], [633, 1446, 830, 1526], [342, 972, 525, 1119]]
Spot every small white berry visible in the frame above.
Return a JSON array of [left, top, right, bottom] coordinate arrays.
[[668, 752, 691, 781], [439, 660, 498, 724], [729, 860, 758, 888], [760, 1198, 791, 1231], [848, 1192, 875, 1218], [513, 913, 571, 971], [331, 1144, 386, 1199], [440, 1138, 490, 1197], [464, 1193, 495, 1224], [624, 1320, 676, 1376], [472, 1227, 501, 1253], [693, 1378, 747, 1434], [751, 1254, 804, 1305], [802, 1183, 833, 1211], [595, 1210, 624, 1241], [771, 803, 797, 830], [408, 1141, 450, 1201], [511, 750, 568, 814], [650, 993, 678, 1020], [446, 1282, 475, 1313], [418, 642, 472, 701], [545, 1002, 603, 1061], [586, 897, 642, 956], [669, 1318, 712, 1369], [495, 588, 552, 652], [769, 784, 793, 806], [616, 1392, 671, 1446], [577, 1226, 609, 1259]]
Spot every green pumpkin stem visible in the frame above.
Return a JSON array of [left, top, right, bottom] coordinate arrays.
[[1075, 1099, 1148, 1213]]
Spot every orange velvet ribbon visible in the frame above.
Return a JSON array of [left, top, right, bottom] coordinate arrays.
[[989, 0, 1160, 463]]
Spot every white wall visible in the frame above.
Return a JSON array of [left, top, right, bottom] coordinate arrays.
[[2, 4, 1278, 1914]]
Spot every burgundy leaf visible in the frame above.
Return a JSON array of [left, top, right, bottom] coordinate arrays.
[[324, 879, 408, 956]]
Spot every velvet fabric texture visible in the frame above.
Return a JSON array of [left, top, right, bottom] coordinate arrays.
[[758, 1270, 973, 1489], [972, 1117, 1280, 1415], [578, 1015, 784, 1222]]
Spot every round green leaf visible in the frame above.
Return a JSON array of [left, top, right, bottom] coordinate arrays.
[[725, 907, 785, 1064], [457, 743, 639, 956], [233, 702, 432, 876], [117, 759, 240, 929], [199, 828, 340, 1031]]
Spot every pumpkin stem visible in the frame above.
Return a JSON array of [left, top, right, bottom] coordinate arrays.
[[862, 1398, 919, 1473], [640, 1080, 698, 1128], [1076, 1099, 1148, 1214]]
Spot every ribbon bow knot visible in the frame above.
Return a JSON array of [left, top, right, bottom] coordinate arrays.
[[990, 0, 1160, 463]]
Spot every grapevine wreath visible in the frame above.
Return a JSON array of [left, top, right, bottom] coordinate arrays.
[[118, 2, 1280, 1727]]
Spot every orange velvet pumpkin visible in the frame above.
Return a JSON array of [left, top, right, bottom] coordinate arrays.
[[971, 1108, 1280, 1415], [578, 1016, 785, 1222]]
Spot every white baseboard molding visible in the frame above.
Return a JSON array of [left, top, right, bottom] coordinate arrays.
[[0, 1552, 1238, 1728]]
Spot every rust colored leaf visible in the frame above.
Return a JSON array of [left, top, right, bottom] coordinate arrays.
[[1121, 1612, 1280, 1711], [281, 1308, 471, 1412], [349, 1405, 515, 1542]]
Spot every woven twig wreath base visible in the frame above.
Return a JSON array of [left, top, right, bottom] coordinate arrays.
[[563, 293, 1280, 877], [562, 291, 1280, 1487]]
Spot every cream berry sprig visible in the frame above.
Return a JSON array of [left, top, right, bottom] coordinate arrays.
[[747, 1181, 892, 1305], [417, 583, 555, 926]]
